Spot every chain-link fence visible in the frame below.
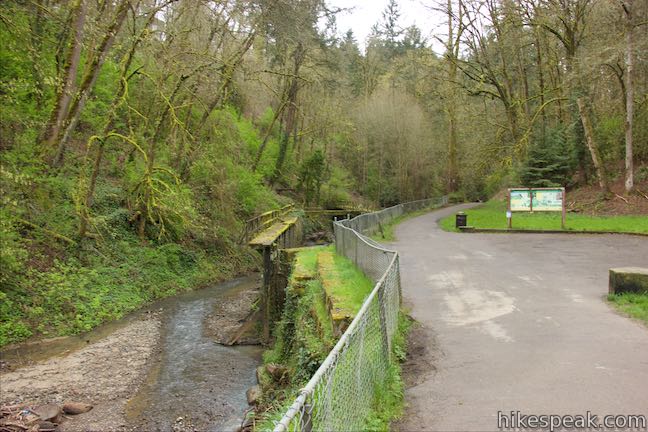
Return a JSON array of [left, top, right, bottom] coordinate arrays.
[[272, 197, 447, 432]]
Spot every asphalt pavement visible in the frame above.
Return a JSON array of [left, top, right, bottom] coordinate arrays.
[[392, 204, 648, 431]]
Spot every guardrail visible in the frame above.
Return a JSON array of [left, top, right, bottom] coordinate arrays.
[[240, 204, 294, 244], [272, 196, 447, 432]]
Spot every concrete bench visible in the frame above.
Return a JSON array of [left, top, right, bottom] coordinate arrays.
[[609, 267, 648, 295]]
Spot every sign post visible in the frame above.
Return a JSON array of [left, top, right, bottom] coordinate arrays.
[[562, 188, 566, 229], [507, 187, 566, 229]]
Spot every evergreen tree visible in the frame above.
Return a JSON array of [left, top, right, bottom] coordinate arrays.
[[378, 0, 403, 56], [520, 127, 573, 187]]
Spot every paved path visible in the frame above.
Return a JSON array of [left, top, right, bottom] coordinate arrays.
[[393, 204, 648, 431]]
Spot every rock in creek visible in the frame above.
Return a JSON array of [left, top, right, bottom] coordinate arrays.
[[246, 385, 262, 406], [62, 402, 93, 415], [33, 404, 61, 423], [265, 363, 289, 384]]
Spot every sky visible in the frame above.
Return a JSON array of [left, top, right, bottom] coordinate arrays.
[[325, 0, 446, 54]]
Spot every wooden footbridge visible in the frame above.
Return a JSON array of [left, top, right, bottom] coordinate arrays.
[[241, 204, 367, 343]]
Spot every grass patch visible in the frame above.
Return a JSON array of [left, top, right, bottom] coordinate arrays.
[[330, 251, 374, 313], [608, 293, 648, 325], [439, 199, 648, 233], [364, 312, 413, 431], [256, 246, 409, 431], [371, 207, 437, 242], [318, 248, 374, 316], [291, 245, 320, 275]]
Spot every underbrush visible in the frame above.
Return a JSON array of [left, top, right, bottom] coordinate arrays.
[[0, 229, 259, 347], [0, 104, 288, 348]]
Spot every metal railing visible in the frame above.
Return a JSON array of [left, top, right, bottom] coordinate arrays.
[[272, 196, 447, 432]]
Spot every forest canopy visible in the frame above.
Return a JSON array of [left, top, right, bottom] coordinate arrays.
[[0, 0, 646, 345]]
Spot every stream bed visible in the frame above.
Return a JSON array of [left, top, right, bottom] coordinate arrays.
[[1, 275, 263, 432], [125, 275, 263, 431]]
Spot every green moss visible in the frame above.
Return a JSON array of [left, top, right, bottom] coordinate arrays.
[[439, 199, 648, 233], [294, 246, 320, 274], [249, 217, 298, 247]]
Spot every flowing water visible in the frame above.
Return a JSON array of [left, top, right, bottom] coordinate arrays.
[[125, 275, 263, 431], [1, 275, 263, 432]]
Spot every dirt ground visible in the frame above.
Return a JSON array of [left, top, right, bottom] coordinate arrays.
[[490, 176, 648, 216], [567, 177, 648, 215], [0, 315, 162, 431], [399, 321, 438, 388]]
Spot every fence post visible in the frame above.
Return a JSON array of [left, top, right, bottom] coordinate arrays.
[[262, 245, 272, 343], [377, 282, 391, 363], [354, 233, 358, 266], [395, 254, 402, 306], [302, 402, 313, 432]]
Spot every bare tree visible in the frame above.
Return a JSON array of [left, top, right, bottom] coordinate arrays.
[[42, 0, 87, 151], [52, 0, 130, 167], [621, 0, 635, 192]]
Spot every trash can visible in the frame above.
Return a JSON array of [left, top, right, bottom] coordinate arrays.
[[455, 211, 467, 228]]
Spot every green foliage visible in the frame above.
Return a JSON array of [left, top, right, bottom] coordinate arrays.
[[320, 165, 353, 209], [484, 168, 514, 199], [126, 162, 197, 240], [608, 293, 648, 325], [520, 127, 572, 188], [439, 199, 648, 233], [0, 230, 255, 347], [634, 166, 648, 183], [595, 115, 624, 171], [79, 57, 120, 131], [298, 150, 326, 206], [363, 312, 412, 431], [263, 247, 331, 371]]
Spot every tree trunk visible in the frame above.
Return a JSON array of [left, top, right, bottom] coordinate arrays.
[[138, 75, 187, 240], [52, 0, 129, 167], [447, 100, 458, 193], [29, 0, 46, 108], [576, 97, 608, 193], [271, 42, 305, 184], [445, 0, 459, 193], [623, 0, 635, 193], [43, 0, 86, 150], [534, 28, 547, 141], [78, 3, 162, 237]]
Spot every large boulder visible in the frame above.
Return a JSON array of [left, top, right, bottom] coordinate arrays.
[[609, 267, 648, 295]]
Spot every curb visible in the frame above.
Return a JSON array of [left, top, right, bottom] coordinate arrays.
[[458, 226, 648, 237]]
